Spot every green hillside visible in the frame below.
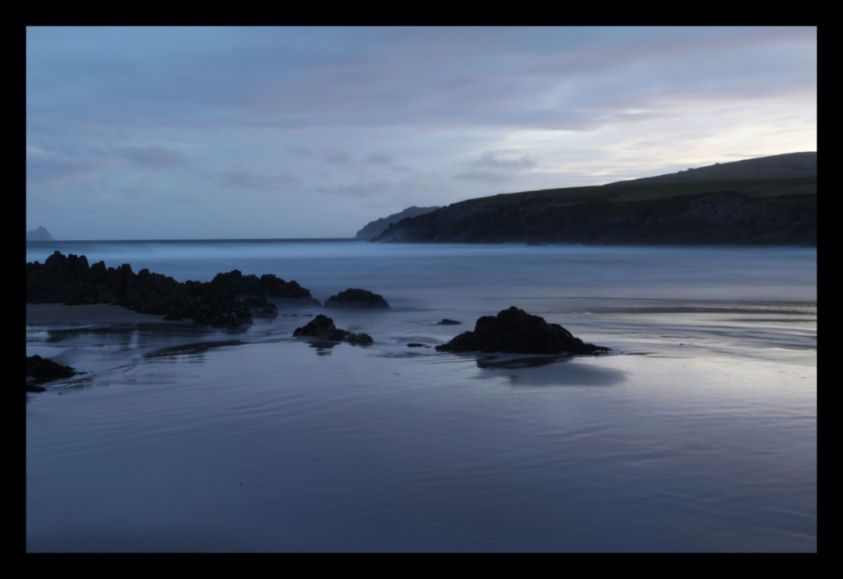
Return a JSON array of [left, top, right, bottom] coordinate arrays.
[[372, 153, 817, 245]]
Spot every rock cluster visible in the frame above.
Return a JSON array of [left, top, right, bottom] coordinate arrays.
[[26, 251, 318, 329], [436, 306, 609, 356], [325, 288, 390, 309], [27, 255, 611, 376], [26, 355, 78, 392], [293, 314, 373, 346]]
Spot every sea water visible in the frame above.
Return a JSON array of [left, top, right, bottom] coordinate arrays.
[[25, 240, 817, 552]]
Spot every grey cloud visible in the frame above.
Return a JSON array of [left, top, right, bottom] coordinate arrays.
[[283, 146, 353, 164], [27, 155, 97, 185], [452, 152, 536, 184], [453, 171, 515, 184], [224, 165, 297, 190], [119, 146, 188, 168], [364, 153, 413, 173], [474, 151, 536, 170], [27, 27, 816, 139], [26, 142, 115, 186], [315, 169, 457, 202], [365, 153, 394, 165], [314, 179, 392, 199], [25, 27, 816, 239], [323, 149, 351, 164]]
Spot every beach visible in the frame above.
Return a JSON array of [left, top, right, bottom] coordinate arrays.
[[26, 240, 817, 552], [27, 303, 191, 327]]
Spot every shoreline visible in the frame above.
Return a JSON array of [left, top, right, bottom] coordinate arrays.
[[26, 303, 194, 327]]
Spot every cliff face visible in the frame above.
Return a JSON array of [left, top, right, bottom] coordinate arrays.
[[355, 206, 439, 240], [372, 153, 817, 246]]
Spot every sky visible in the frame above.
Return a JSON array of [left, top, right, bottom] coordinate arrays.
[[26, 26, 817, 240]]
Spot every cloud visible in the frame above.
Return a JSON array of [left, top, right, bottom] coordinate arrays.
[[473, 151, 536, 170], [25, 26, 816, 239], [365, 153, 393, 165], [450, 151, 537, 184], [452, 171, 515, 184], [323, 149, 351, 164], [282, 146, 354, 164], [314, 169, 458, 206], [119, 145, 189, 168], [26, 144, 117, 187], [27, 154, 95, 185], [364, 153, 413, 173], [315, 180, 391, 200], [223, 165, 297, 191], [26, 27, 816, 141]]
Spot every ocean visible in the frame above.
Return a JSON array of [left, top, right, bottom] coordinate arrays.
[[25, 240, 817, 552]]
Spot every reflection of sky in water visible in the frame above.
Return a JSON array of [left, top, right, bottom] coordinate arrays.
[[26, 241, 816, 552], [27, 336, 815, 551]]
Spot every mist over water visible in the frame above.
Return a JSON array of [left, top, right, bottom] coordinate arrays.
[[26, 238, 816, 300], [26, 240, 816, 552]]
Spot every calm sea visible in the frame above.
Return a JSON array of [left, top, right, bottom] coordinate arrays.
[[26, 239, 817, 552]]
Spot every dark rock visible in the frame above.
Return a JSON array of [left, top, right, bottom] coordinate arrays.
[[209, 270, 319, 303], [241, 294, 278, 318], [325, 288, 390, 309], [26, 251, 319, 329], [341, 332, 374, 346], [292, 314, 338, 339], [435, 306, 609, 355], [26, 355, 78, 391], [438, 318, 461, 325], [407, 343, 429, 348], [293, 314, 373, 346], [165, 290, 253, 328]]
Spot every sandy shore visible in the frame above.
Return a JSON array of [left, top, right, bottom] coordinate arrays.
[[26, 303, 192, 327]]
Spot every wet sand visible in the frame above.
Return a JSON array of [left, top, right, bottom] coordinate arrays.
[[25, 242, 817, 552], [26, 303, 193, 327]]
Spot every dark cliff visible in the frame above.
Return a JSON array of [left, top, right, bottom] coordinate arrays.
[[372, 153, 816, 245], [355, 206, 440, 240]]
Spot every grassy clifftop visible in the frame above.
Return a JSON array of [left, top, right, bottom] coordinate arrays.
[[373, 153, 817, 245]]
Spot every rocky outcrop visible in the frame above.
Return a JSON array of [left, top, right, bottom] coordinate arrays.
[[436, 306, 608, 356], [26, 226, 54, 241], [325, 288, 390, 309], [355, 206, 439, 240], [26, 251, 319, 329], [26, 355, 78, 392], [293, 314, 373, 346], [206, 269, 317, 302]]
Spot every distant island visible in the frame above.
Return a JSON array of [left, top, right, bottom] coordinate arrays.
[[355, 206, 439, 240], [26, 226, 54, 241], [370, 152, 816, 246]]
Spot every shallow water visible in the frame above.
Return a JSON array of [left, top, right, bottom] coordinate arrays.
[[26, 240, 817, 552]]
